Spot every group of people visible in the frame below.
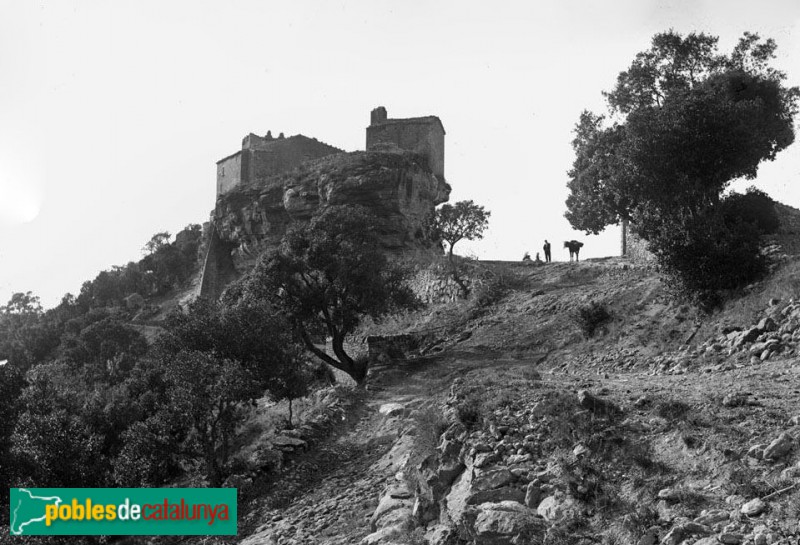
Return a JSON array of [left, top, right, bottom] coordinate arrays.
[[522, 240, 552, 263], [521, 239, 583, 263]]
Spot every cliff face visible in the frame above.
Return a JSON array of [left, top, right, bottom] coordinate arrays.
[[207, 149, 451, 283]]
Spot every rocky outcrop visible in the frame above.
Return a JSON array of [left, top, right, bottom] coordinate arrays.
[[210, 149, 450, 274]]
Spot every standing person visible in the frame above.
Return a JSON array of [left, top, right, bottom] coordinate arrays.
[[543, 240, 551, 263]]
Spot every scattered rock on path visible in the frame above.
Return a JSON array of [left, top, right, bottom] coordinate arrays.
[[763, 432, 793, 461], [741, 498, 768, 517], [577, 389, 622, 417]]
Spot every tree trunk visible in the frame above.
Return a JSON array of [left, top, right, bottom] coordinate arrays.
[[298, 326, 367, 385], [287, 398, 294, 429], [331, 333, 367, 386], [447, 249, 470, 298]]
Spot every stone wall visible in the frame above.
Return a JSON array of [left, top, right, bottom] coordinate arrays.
[[247, 136, 343, 187], [407, 262, 484, 304]]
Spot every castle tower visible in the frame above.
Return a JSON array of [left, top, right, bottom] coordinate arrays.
[[366, 106, 445, 180]]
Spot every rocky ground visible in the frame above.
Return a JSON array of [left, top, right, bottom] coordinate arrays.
[[235, 256, 800, 545]]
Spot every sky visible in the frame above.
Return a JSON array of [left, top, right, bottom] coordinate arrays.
[[1, 0, 800, 308]]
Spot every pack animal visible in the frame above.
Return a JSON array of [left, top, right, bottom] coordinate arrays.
[[564, 240, 584, 262]]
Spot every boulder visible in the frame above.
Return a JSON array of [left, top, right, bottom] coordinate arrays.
[[738, 327, 762, 346], [473, 501, 547, 545], [657, 488, 682, 502], [757, 317, 778, 332], [370, 494, 414, 531], [524, 482, 541, 508], [763, 432, 793, 460], [360, 524, 410, 545], [445, 469, 474, 535], [386, 482, 413, 499], [741, 498, 767, 517], [660, 525, 684, 545], [466, 487, 525, 506], [577, 390, 622, 417], [425, 525, 457, 545], [536, 496, 570, 522], [378, 403, 407, 417], [636, 527, 658, 545], [694, 509, 730, 526], [472, 469, 514, 492]]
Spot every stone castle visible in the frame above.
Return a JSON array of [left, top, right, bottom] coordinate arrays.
[[199, 107, 451, 299], [214, 107, 446, 199]]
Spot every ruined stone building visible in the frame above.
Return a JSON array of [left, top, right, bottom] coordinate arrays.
[[216, 132, 342, 198], [199, 107, 450, 299], [366, 106, 445, 181]]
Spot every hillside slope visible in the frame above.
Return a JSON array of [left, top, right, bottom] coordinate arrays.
[[238, 255, 800, 545]]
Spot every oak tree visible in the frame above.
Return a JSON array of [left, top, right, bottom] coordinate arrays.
[[244, 205, 418, 385], [565, 31, 799, 304]]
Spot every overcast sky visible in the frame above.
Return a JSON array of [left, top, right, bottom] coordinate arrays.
[[1, 0, 799, 308]]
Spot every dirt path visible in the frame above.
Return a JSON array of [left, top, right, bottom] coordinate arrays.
[[238, 357, 464, 545]]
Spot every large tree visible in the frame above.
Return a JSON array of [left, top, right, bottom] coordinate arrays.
[[243, 205, 418, 385], [565, 31, 799, 302]]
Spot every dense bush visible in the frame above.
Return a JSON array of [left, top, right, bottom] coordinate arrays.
[[648, 208, 766, 310], [76, 224, 202, 309], [455, 395, 483, 429], [571, 301, 611, 337], [113, 412, 185, 486], [721, 187, 780, 235]]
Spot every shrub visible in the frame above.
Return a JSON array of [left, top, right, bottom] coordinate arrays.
[[648, 208, 766, 310], [722, 187, 779, 235], [455, 397, 483, 429], [113, 413, 185, 486], [412, 406, 449, 459], [473, 277, 508, 308], [572, 301, 611, 337]]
